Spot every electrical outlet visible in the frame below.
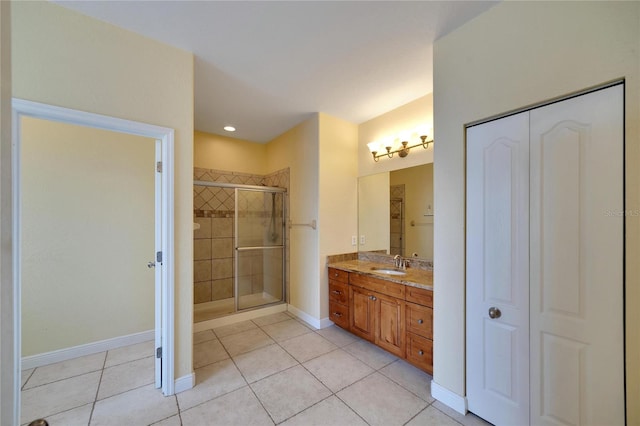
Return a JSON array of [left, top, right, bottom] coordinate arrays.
[[351, 236, 357, 246], [360, 235, 366, 245]]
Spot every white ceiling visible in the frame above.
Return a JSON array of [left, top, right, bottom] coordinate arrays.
[[54, 1, 497, 143]]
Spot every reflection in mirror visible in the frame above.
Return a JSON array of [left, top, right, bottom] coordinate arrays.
[[358, 163, 433, 261]]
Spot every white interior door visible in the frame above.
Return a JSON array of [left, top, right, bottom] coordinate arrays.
[[466, 112, 530, 425], [529, 85, 624, 425]]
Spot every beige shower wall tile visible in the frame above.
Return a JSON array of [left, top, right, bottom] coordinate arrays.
[[212, 218, 233, 238], [212, 279, 233, 301], [238, 277, 252, 297], [193, 195, 206, 211], [212, 258, 233, 280], [252, 276, 264, 294], [194, 218, 211, 239], [194, 260, 212, 282], [194, 239, 212, 261], [194, 281, 212, 304], [212, 238, 233, 259]]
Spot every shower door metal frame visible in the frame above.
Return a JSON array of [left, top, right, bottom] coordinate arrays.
[[193, 180, 287, 314], [234, 186, 286, 313]]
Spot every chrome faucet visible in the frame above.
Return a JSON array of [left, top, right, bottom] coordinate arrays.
[[393, 254, 407, 270]]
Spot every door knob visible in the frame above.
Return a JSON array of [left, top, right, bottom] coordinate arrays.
[[488, 307, 502, 319], [147, 261, 156, 269]]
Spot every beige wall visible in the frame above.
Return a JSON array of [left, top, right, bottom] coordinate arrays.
[[390, 164, 433, 260], [21, 117, 155, 356], [194, 130, 267, 175], [358, 94, 433, 177], [432, 1, 640, 422], [12, 1, 194, 379], [0, 1, 12, 423], [318, 113, 358, 318], [267, 116, 320, 317]]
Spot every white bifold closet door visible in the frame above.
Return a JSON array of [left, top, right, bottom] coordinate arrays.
[[466, 85, 624, 426]]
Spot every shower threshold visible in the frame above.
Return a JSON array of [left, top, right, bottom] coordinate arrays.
[[194, 292, 282, 323]]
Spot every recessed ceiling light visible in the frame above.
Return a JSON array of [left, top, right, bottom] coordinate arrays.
[[223, 125, 236, 132]]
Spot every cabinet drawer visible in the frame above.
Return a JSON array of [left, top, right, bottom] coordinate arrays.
[[349, 273, 405, 299], [406, 302, 433, 339], [406, 332, 433, 374], [328, 267, 349, 284], [405, 286, 433, 307], [329, 280, 348, 305], [329, 302, 349, 329]]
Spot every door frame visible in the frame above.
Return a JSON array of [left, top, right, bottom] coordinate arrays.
[[10, 99, 176, 420]]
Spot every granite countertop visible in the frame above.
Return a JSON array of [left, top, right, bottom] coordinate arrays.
[[327, 259, 433, 291]]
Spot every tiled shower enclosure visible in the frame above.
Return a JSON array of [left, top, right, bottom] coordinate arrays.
[[193, 167, 290, 322]]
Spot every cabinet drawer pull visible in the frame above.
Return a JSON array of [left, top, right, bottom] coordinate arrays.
[[334, 273, 339, 277], [418, 350, 424, 356], [332, 312, 343, 317], [331, 290, 342, 295], [417, 319, 424, 324], [368, 295, 377, 301]]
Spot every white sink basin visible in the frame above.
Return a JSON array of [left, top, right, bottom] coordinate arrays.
[[371, 267, 406, 276]]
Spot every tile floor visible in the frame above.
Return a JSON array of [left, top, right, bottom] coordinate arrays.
[[21, 311, 490, 426]]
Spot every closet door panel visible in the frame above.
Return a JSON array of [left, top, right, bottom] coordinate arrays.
[[466, 111, 530, 426], [529, 85, 624, 426]]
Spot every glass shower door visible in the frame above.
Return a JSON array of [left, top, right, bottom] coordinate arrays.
[[235, 188, 285, 311]]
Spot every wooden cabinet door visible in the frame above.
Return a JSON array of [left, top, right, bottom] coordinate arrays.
[[349, 286, 374, 342], [375, 292, 405, 357]]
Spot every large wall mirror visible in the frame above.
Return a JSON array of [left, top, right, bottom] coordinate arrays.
[[358, 163, 433, 261]]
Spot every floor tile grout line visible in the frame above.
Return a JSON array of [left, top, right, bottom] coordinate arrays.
[[402, 404, 429, 426], [221, 324, 339, 425], [192, 319, 438, 425], [20, 351, 158, 392], [202, 319, 432, 405], [211, 339, 277, 425], [245, 383, 277, 425], [88, 350, 108, 426], [20, 367, 105, 392], [25, 318, 437, 425], [203, 322, 432, 403], [103, 353, 156, 370], [275, 392, 369, 426], [273, 334, 338, 365], [332, 391, 373, 426], [93, 380, 156, 405], [20, 368, 36, 392], [431, 404, 470, 426], [173, 394, 183, 426]]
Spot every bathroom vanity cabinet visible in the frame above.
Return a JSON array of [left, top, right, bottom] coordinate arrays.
[[328, 266, 433, 374], [328, 268, 349, 329]]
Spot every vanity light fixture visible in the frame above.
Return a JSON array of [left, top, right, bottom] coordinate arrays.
[[223, 125, 236, 132], [367, 128, 434, 162]]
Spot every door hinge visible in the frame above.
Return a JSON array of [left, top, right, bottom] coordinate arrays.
[[156, 347, 162, 358], [156, 161, 162, 173], [156, 251, 163, 263]]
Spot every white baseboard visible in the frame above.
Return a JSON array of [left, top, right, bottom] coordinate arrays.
[[287, 305, 324, 329], [174, 372, 195, 393], [431, 380, 468, 415], [22, 330, 154, 370], [319, 317, 334, 329]]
